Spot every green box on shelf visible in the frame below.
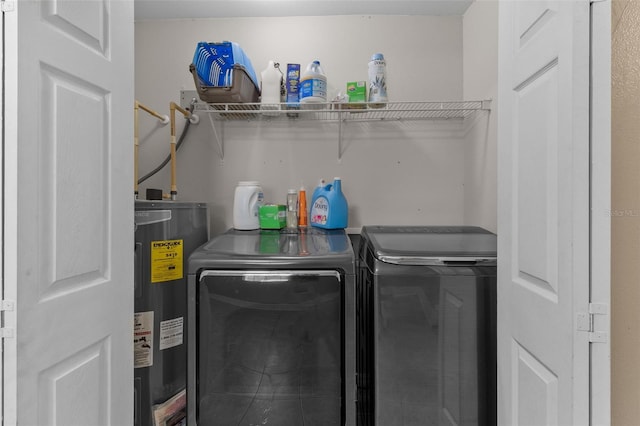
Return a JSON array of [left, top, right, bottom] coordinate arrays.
[[259, 204, 286, 229], [347, 81, 367, 103]]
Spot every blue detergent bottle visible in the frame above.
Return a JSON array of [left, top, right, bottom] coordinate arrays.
[[310, 177, 348, 229]]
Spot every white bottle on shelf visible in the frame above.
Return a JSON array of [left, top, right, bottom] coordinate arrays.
[[368, 53, 388, 108], [299, 60, 327, 107], [260, 60, 283, 114]]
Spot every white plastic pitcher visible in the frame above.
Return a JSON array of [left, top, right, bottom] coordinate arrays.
[[260, 60, 282, 114], [233, 181, 263, 230]]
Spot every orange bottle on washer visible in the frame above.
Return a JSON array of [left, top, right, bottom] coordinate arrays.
[[298, 185, 308, 227]]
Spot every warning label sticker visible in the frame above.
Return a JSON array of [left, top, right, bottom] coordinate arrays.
[[151, 239, 183, 283], [134, 311, 153, 368], [159, 317, 184, 350]]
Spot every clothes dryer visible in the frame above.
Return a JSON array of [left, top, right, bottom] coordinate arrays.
[[357, 226, 497, 426]]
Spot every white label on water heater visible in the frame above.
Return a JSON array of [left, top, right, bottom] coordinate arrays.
[[134, 311, 153, 368], [159, 317, 184, 350]]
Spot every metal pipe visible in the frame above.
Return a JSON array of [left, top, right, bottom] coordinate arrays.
[[169, 102, 198, 201], [134, 102, 140, 198], [138, 102, 170, 123], [134, 100, 169, 198]]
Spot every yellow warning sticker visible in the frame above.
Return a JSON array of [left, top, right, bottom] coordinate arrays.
[[151, 239, 183, 283]]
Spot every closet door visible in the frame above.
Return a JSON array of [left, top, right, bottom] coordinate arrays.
[[3, 1, 134, 424], [497, 0, 590, 425]]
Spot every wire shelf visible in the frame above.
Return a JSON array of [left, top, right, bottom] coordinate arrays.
[[193, 100, 490, 122], [190, 99, 492, 160]]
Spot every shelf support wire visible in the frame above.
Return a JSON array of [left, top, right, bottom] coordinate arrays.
[[207, 111, 224, 159], [338, 114, 344, 161]]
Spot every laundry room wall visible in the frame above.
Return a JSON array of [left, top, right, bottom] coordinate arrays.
[[134, 14, 493, 234], [462, 0, 498, 233], [612, 0, 640, 422]]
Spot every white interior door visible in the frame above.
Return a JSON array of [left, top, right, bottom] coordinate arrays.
[[3, 1, 134, 424], [497, 0, 591, 425]]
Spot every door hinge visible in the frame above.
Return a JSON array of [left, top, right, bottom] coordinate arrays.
[[577, 303, 608, 343], [0, 328, 15, 339], [0, 300, 15, 312], [1, 0, 16, 12], [0, 300, 16, 339]]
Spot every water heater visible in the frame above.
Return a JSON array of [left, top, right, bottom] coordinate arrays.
[[134, 200, 208, 426]]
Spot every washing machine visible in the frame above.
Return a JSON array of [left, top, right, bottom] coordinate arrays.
[[187, 228, 356, 426], [357, 226, 497, 426]]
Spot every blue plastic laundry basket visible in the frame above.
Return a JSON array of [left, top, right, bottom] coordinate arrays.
[[192, 41, 259, 89]]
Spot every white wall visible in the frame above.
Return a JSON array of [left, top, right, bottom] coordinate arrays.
[[462, 0, 498, 233], [134, 15, 494, 234]]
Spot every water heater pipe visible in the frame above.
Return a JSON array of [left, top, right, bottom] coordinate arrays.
[[134, 100, 169, 198], [169, 102, 199, 200]]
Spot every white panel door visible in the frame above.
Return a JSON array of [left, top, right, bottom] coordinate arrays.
[[3, 0, 134, 424], [497, 1, 590, 425]]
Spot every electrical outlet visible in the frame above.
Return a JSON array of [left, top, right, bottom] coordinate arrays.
[[180, 90, 199, 110]]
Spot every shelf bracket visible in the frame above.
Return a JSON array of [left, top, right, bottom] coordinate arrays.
[[338, 116, 344, 161], [206, 113, 224, 159]]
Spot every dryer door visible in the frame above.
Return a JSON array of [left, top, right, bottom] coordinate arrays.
[[196, 270, 344, 426]]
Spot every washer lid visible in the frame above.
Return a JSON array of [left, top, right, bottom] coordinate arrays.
[[362, 226, 497, 266], [188, 227, 355, 273]]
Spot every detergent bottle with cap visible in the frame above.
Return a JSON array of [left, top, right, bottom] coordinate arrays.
[[233, 181, 263, 230], [260, 60, 283, 114], [299, 60, 327, 105], [310, 177, 348, 229]]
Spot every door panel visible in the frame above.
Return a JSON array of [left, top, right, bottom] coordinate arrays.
[[497, 1, 590, 425], [3, 0, 134, 424], [40, 63, 110, 300], [515, 65, 558, 299], [511, 341, 558, 426]]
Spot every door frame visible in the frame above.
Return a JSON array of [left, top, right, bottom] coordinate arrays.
[[0, 5, 4, 421], [589, 0, 611, 424], [2, 2, 18, 422]]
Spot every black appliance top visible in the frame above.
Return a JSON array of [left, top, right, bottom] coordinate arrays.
[[361, 225, 497, 266]]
